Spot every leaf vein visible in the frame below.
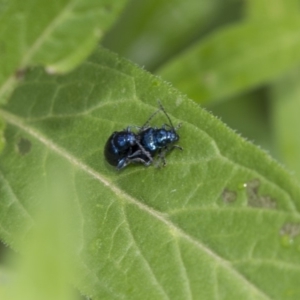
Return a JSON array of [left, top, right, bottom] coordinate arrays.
[[175, 239, 193, 300], [123, 205, 170, 300], [0, 170, 34, 223]]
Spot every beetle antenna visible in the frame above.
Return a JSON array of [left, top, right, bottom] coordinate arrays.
[[140, 107, 160, 131], [158, 100, 176, 130]]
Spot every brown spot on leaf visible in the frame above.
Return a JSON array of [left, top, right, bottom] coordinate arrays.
[[222, 188, 237, 204], [17, 138, 31, 155], [15, 68, 28, 80], [245, 179, 276, 209], [280, 223, 300, 239]]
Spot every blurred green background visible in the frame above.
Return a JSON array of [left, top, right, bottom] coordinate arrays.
[[102, 0, 300, 183]]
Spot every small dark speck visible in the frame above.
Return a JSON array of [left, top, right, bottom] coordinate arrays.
[[103, 4, 112, 12], [222, 188, 237, 203], [15, 68, 27, 80], [17, 138, 32, 155]]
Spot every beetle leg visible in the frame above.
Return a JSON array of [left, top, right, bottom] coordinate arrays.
[[155, 144, 183, 168], [116, 157, 129, 170], [128, 157, 152, 167], [135, 140, 153, 162], [172, 145, 183, 151]]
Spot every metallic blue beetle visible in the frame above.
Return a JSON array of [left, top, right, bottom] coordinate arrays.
[[138, 104, 182, 166], [104, 127, 151, 170], [104, 102, 182, 170]]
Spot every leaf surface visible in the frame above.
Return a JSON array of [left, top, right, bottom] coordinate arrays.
[[246, 0, 299, 20], [0, 48, 300, 299], [209, 91, 273, 154], [157, 18, 300, 104], [0, 0, 127, 102], [103, 0, 242, 70], [271, 69, 300, 183], [0, 117, 4, 154]]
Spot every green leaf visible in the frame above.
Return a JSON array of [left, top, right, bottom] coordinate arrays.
[[157, 18, 300, 104], [0, 0, 127, 103], [0, 181, 77, 300], [271, 69, 300, 183], [0, 116, 4, 154], [208, 91, 274, 155], [1, 47, 300, 299], [246, 0, 299, 20], [103, 0, 242, 70]]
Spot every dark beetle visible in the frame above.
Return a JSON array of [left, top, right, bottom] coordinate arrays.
[[104, 102, 182, 170], [104, 128, 135, 169], [104, 127, 152, 170], [139, 125, 181, 167], [138, 102, 182, 166]]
